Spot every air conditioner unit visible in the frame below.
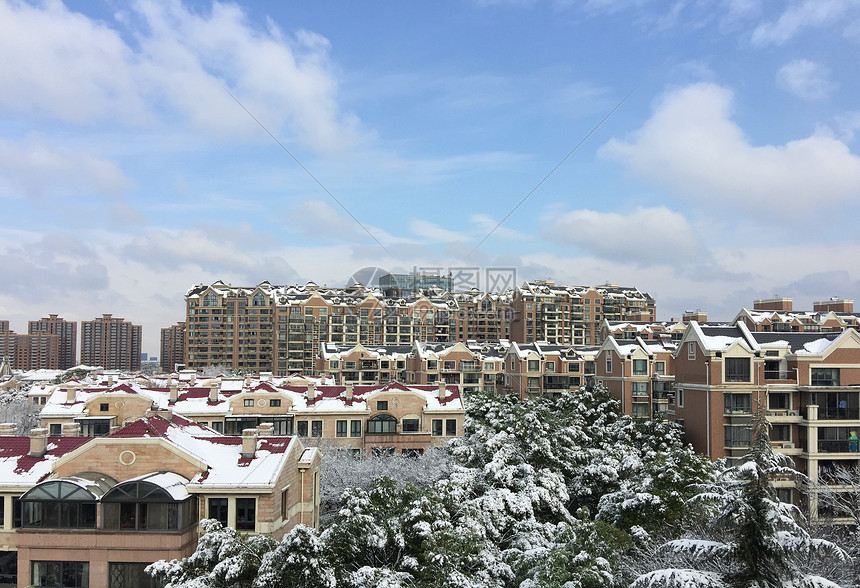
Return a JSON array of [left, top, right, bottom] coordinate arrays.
[[781, 442, 795, 449], [787, 410, 799, 416]]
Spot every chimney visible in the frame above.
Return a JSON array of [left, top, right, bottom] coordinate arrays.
[[261, 371, 273, 382], [208, 382, 220, 403], [242, 428, 257, 458], [0, 423, 16, 436], [169, 384, 179, 403], [437, 380, 447, 402], [29, 428, 48, 458], [61, 423, 79, 437], [345, 382, 354, 402], [258, 422, 274, 436], [65, 386, 76, 403], [107, 374, 113, 386], [307, 382, 316, 402], [167, 374, 173, 386], [190, 373, 196, 385]]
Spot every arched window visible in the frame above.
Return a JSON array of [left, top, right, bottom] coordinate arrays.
[[20, 480, 100, 528], [252, 293, 266, 307], [203, 293, 218, 307], [102, 477, 196, 531], [366, 414, 397, 434]]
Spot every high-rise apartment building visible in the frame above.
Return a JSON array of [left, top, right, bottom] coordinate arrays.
[[379, 272, 453, 296], [28, 313, 77, 369], [80, 314, 142, 371], [0, 321, 60, 370], [160, 321, 186, 371]]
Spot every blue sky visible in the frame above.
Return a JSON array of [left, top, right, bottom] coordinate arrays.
[[1, 0, 859, 355]]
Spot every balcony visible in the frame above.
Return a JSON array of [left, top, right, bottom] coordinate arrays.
[[764, 370, 794, 381], [817, 440, 860, 454], [818, 407, 860, 420]]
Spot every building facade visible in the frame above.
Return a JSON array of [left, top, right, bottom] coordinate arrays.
[[28, 315, 77, 369], [160, 322, 186, 372], [81, 315, 142, 372]]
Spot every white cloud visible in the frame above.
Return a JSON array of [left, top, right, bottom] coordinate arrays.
[[600, 83, 860, 209], [777, 59, 836, 101], [0, 138, 133, 200], [0, 0, 362, 151], [542, 206, 702, 264], [751, 0, 855, 46], [410, 220, 467, 243]]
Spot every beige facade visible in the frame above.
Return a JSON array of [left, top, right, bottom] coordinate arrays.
[[81, 315, 142, 372]]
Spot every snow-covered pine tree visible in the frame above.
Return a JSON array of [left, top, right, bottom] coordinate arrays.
[[632, 406, 847, 588]]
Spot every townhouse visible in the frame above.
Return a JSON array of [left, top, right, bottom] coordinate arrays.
[[0, 413, 320, 588]]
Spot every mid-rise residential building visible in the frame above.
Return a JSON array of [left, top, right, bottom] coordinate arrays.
[[670, 321, 860, 519], [0, 416, 320, 588], [160, 322, 186, 372], [501, 342, 599, 399], [28, 314, 77, 369], [509, 281, 656, 346], [81, 314, 142, 371], [184, 279, 655, 375]]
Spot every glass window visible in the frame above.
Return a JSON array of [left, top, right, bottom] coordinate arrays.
[[527, 360, 539, 371], [296, 421, 308, 437], [377, 401, 388, 411], [632, 382, 648, 396], [311, 420, 323, 437], [432, 419, 443, 436], [32, 562, 89, 588], [269, 399, 281, 407], [236, 498, 255, 531], [350, 420, 362, 437], [367, 414, 396, 434], [812, 368, 840, 386], [208, 498, 228, 526], [336, 420, 347, 437], [655, 361, 665, 375], [243, 399, 254, 407], [100, 403, 109, 412], [632, 359, 647, 375], [725, 358, 751, 382], [402, 419, 419, 432], [446, 419, 457, 436], [108, 563, 159, 588]]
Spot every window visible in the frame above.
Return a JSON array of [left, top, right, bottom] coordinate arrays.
[[654, 361, 665, 375], [772, 424, 791, 442], [252, 293, 265, 306], [280, 487, 290, 520], [605, 355, 612, 373], [108, 562, 161, 588], [100, 403, 109, 412], [269, 399, 281, 407], [211, 421, 223, 434], [236, 498, 255, 531], [725, 358, 751, 382], [336, 420, 347, 437], [208, 498, 228, 526], [812, 368, 840, 386], [632, 359, 647, 375], [443, 360, 456, 370], [769, 393, 789, 411], [203, 293, 218, 307], [367, 414, 396, 434], [402, 418, 419, 432], [49, 423, 62, 436], [632, 382, 649, 396], [446, 419, 457, 436], [676, 389, 684, 408], [350, 420, 362, 437], [545, 361, 555, 373], [687, 342, 696, 360], [311, 420, 323, 437], [21, 481, 97, 529], [32, 561, 88, 588], [432, 419, 443, 436], [102, 482, 193, 531], [427, 360, 437, 370], [80, 419, 110, 437], [244, 399, 254, 407], [329, 360, 338, 369], [527, 360, 539, 372], [377, 401, 388, 411], [297, 421, 308, 437]]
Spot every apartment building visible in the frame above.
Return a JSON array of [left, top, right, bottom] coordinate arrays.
[[320, 343, 412, 385], [0, 323, 60, 371], [599, 319, 687, 343], [595, 336, 676, 420], [37, 375, 465, 455], [411, 341, 506, 394], [160, 322, 186, 372], [734, 296, 860, 334], [450, 290, 512, 342], [28, 314, 77, 369], [509, 281, 656, 346], [80, 315, 142, 372], [501, 341, 599, 399], [0, 415, 320, 588], [378, 272, 453, 296], [670, 321, 860, 518]]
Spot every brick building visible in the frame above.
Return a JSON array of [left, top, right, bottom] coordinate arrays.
[[81, 315, 142, 372], [28, 315, 77, 369]]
